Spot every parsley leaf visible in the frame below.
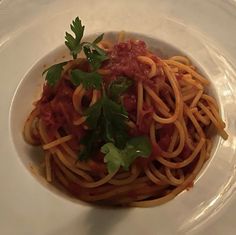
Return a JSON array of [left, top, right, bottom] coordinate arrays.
[[108, 76, 133, 101], [42, 62, 67, 86], [79, 129, 101, 161], [102, 97, 128, 147], [93, 33, 104, 44], [44, 18, 108, 87], [101, 136, 152, 173], [101, 143, 122, 173], [71, 69, 102, 89], [78, 95, 129, 160], [65, 17, 107, 66], [84, 96, 128, 129], [123, 136, 152, 169], [83, 44, 108, 71], [65, 17, 85, 59], [85, 99, 103, 129]]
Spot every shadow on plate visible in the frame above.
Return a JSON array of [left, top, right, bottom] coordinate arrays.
[[84, 207, 130, 235], [48, 207, 130, 235]]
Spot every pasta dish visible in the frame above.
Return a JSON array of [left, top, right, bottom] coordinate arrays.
[[24, 17, 228, 207]]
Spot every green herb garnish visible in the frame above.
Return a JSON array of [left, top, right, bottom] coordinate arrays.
[[109, 76, 133, 101], [71, 69, 102, 89], [64, 17, 108, 65], [83, 44, 108, 71], [43, 17, 107, 86], [41, 17, 152, 174], [42, 62, 67, 86], [78, 129, 102, 161], [65, 17, 85, 59], [101, 136, 152, 173], [92, 33, 104, 44], [78, 94, 128, 160], [65, 17, 108, 69]]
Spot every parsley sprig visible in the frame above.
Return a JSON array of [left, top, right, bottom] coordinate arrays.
[[43, 62, 67, 86], [65, 17, 85, 59], [64, 17, 108, 71], [71, 69, 102, 90], [41, 17, 152, 173], [108, 76, 133, 101], [78, 78, 152, 172], [79, 92, 129, 160], [43, 17, 108, 87], [101, 136, 151, 173]]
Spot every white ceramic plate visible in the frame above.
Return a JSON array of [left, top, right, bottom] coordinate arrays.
[[1, 0, 236, 234]]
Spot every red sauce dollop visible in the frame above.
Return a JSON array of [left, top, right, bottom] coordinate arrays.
[[104, 40, 151, 81]]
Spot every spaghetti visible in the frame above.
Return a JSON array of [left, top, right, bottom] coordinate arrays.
[[24, 32, 228, 207]]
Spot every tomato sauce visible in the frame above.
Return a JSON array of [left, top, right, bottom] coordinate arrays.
[[104, 40, 151, 81]]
